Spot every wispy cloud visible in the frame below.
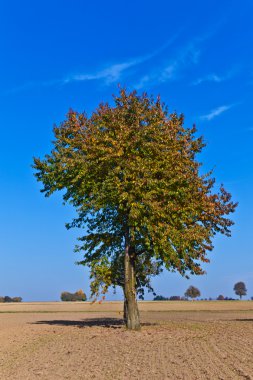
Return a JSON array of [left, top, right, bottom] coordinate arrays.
[[134, 25, 232, 89], [65, 59, 142, 85], [161, 42, 201, 80], [4, 79, 63, 95], [5, 36, 178, 95], [193, 73, 226, 85], [155, 62, 178, 83], [64, 36, 178, 86], [135, 38, 202, 89], [5, 60, 142, 94], [192, 68, 237, 86], [200, 104, 234, 121]]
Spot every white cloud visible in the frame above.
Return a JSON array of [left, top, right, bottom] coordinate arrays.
[[200, 104, 233, 121]]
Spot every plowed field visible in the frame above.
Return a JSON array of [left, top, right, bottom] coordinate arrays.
[[1, 301, 253, 379]]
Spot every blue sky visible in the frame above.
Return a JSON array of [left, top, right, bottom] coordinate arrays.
[[0, 0, 253, 301]]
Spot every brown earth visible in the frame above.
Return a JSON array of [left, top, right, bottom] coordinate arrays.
[[1, 301, 253, 379]]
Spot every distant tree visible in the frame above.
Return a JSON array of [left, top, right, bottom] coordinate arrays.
[[12, 297, 22, 302], [4, 296, 12, 302], [60, 292, 72, 302], [153, 295, 169, 301], [0, 297, 4, 303], [217, 295, 225, 300], [233, 282, 247, 299], [75, 289, 86, 300], [185, 286, 201, 300], [33, 89, 237, 330], [61, 290, 87, 302]]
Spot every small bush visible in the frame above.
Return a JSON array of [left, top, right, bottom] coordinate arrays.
[[169, 296, 181, 301]]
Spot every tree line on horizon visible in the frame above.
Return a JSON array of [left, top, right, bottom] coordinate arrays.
[[153, 281, 249, 301], [0, 296, 22, 303], [0, 281, 249, 303]]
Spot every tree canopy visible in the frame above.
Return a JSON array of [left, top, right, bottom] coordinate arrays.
[[184, 286, 201, 299], [233, 282, 247, 299], [33, 89, 237, 329]]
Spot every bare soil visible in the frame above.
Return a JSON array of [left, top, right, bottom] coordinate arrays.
[[1, 301, 253, 379]]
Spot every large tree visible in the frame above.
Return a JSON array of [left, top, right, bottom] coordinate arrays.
[[33, 89, 237, 330]]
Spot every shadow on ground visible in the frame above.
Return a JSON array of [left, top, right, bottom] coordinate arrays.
[[32, 318, 123, 329], [31, 317, 155, 329]]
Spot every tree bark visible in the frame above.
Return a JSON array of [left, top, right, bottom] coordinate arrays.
[[124, 228, 140, 330]]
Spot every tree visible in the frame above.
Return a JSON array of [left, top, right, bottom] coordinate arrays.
[[184, 286, 201, 300], [4, 296, 12, 302], [33, 89, 237, 330], [61, 290, 87, 301], [12, 297, 22, 302], [217, 295, 225, 300], [233, 282, 247, 299]]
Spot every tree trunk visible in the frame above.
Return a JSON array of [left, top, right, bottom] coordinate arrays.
[[124, 228, 140, 330], [123, 297, 127, 322]]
